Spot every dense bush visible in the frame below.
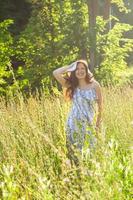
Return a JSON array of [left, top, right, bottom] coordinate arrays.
[[0, 19, 14, 95], [95, 16, 133, 86]]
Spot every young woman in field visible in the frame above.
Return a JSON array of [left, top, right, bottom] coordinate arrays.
[[53, 59, 103, 152]]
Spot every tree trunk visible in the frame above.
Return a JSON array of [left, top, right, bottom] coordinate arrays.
[[103, 0, 111, 19], [87, 0, 98, 72], [103, 0, 111, 30]]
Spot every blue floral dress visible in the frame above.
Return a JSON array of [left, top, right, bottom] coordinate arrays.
[[65, 87, 98, 150]]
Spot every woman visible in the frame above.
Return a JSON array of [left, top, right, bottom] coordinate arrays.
[[53, 59, 103, 152]]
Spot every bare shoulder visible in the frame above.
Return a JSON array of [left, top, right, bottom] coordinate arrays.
[[92, 80, 101, 89]]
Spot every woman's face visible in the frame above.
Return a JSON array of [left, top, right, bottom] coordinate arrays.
[[75, 63, 87, 80]]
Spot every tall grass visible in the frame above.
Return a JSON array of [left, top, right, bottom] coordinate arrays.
[[0, 86, 132, 199]]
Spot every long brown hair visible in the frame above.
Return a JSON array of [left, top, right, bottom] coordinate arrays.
[[63, 59, 94, 101]]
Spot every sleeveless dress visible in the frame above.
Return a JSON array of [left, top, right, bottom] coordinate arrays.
[[65, 87, 98, 150]]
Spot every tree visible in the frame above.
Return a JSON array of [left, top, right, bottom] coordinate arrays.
[[103, 0, 111, 20], [87, 0, 98, 72]]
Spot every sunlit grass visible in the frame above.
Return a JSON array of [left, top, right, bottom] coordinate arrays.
[[0, 86, 132, 199]]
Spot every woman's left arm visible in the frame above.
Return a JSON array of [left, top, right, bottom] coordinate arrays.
[[94, 81, 103, 133]]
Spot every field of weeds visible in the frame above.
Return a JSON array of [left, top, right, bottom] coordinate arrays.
[[0, 86, 132, 200]]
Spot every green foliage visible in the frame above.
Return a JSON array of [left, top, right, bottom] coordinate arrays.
[[0, 19, 14, 95], [111, 0, 130, 13], [95, 16, 133, 86], [0, 20, 31, 97], [118, 66, 133, 86], [0, 0, 133, 95], [14, 0, 88, 94], [14, 0, 133, 90]]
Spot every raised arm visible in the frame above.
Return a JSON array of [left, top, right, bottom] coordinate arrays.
[[53, 62, 76, 88]]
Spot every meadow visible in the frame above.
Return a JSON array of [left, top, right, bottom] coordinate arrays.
[[0, 86, 132, 200]]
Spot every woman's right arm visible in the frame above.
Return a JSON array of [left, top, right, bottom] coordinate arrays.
[[53, 65, 71, 88]]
